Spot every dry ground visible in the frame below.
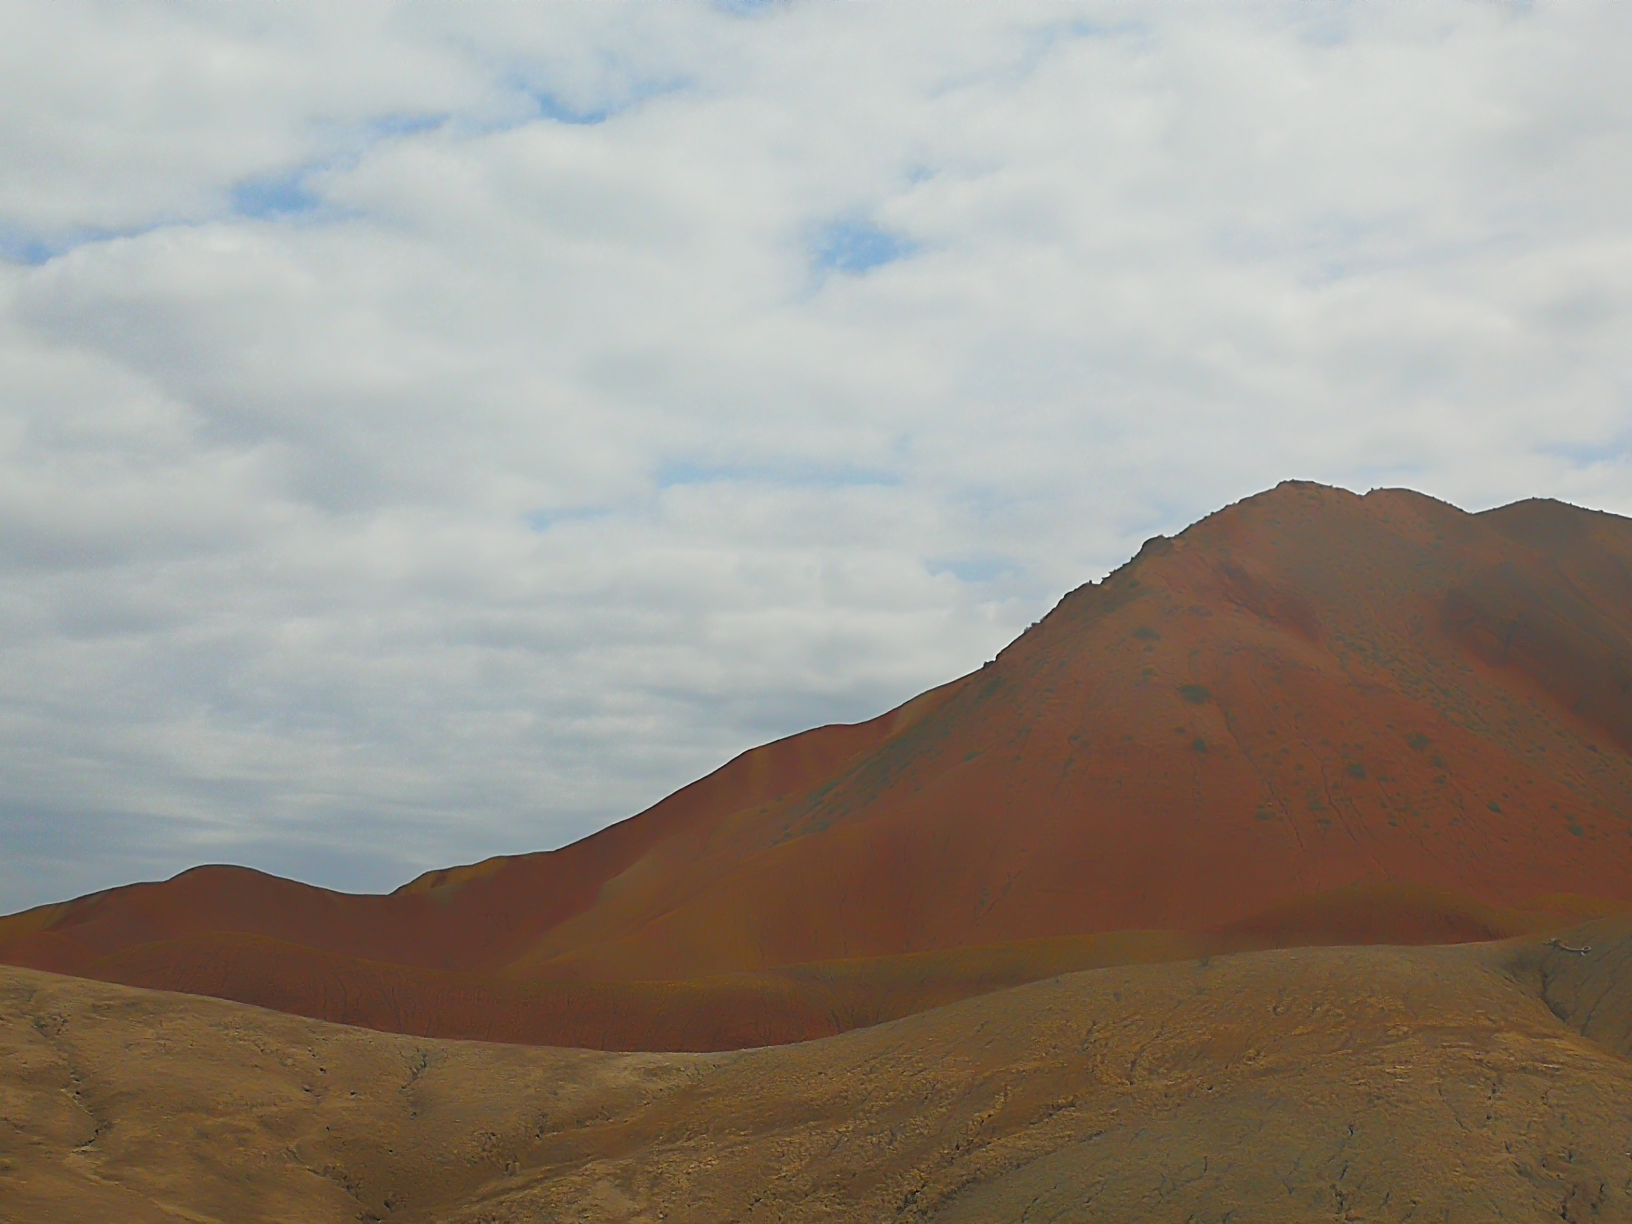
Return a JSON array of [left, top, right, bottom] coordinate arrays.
[[5, 918, 1632, 1222]]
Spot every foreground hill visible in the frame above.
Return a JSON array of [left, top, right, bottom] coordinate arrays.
[[5, 919, 1632, 1222], [2, 481, 1630, 1048]]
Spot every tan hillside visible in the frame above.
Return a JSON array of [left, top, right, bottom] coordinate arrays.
[[5, 918, 1632, 1221]]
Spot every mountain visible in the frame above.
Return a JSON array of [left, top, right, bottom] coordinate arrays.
[[3, 480, 1630, 1049]]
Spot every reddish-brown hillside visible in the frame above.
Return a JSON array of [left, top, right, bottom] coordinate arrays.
[[4, 481, 1630, 1048], [0, 678, 965, 979]]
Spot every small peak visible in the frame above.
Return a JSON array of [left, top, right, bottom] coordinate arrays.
[[1177, 481, 1362, 544], [1477, 495, 1632, 548], [1363, 486, 1461, 507], [1209, 480, 1362, 521], [1263, 479, 1359, 504], [1359, 486, 1471, 525], [1480, 495, 1625, 523]]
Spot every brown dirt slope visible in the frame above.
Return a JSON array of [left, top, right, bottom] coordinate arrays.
[[3, 482, 1631, 1049], [38, 882, 1594, 1052], [6, 920, 1632, 1222], [504, 483, 1632, 983], [0, 676, 966, 979]]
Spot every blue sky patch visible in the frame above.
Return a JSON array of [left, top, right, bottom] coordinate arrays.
[[231, 170, 322, 219], [0, 229, 59, 266], [367, 112, 447, 140], [0, 223, 175, 265], [812, 220, 916, 275], [530, 90, 617, 126], [714, 0, 792, 15], [525, 507, 612, 532]]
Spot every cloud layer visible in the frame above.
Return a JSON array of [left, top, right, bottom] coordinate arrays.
[[3, 0, 1630, 909]]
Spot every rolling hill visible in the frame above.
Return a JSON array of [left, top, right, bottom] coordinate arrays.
[[7, 917, 1632, 1221]]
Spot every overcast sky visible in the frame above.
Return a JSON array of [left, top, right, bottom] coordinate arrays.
[[2, 0, 1630, 911]]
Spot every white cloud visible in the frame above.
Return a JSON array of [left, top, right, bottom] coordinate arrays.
[[2, 0, 1630, 908]]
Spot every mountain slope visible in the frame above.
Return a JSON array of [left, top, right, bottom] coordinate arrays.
[[497, 481, 1632, 981], [0, 677, 966, 978], [3, 481, 1630, 1047]]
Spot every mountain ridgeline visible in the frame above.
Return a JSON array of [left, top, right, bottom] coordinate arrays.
[[4, 481, 1630, 1050]]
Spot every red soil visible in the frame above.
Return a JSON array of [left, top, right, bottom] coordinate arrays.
[[47, 881, 1588, 1053], [0, 678, 966, 978], [5, 482, 1631, 1048]]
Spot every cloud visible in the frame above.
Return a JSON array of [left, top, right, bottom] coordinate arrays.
[[1, 0, 1631, 908]]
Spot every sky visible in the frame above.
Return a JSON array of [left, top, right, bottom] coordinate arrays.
[[3, 0, 1630, 911]]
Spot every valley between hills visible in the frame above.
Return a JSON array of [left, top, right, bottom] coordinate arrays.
[[4, 479, 1632, 1220]]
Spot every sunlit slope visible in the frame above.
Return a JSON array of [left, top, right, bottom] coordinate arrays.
[[9, 919, 1632, 1222], [502, 482, 1632, 980], [0, 677, 966, 978], [3, 480, 1631, 1048]]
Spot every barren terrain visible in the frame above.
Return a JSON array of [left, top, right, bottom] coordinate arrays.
[[5, 481, 1632, 1219], [4, 484, 1632, 1052], [6, 917, 1632, 1222]]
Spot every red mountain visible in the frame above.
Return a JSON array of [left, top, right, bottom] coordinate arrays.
[[4, 481, 1630, 1049]]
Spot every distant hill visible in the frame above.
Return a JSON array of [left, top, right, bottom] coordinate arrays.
[[4, 481, 1630, 1049]]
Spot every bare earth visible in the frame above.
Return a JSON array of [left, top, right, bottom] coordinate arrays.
[[6, 917, 1632, 1223], [9, 486, 1632, 1059]]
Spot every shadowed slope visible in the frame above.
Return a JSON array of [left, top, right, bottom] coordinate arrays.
[[6, 887, 1613, 1052], [4, 482, 1632, 1049]]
